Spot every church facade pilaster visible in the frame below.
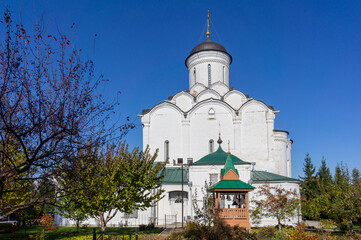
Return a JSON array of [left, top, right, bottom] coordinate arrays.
[[181, 118, 191, 162], [233, 115, 242, 156], [266, 111, 275, 162], [142, 122, 150, 151]]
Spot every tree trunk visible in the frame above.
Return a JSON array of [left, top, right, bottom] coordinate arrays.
[[76, 219, 79, 233], [99, 213, 107, 238], [278, 218, 281, 230]]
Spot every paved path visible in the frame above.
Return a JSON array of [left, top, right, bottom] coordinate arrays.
[[304, 220, 322, 228], [159, 227, 175, 236]]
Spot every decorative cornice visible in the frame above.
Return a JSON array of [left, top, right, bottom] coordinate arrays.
[[187, 58, 230, 71]]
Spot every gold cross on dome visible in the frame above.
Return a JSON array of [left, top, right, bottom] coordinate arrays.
[[206, 10, 210, 39]]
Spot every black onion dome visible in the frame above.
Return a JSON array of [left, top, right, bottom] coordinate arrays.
[[185, 38, 232, 65]]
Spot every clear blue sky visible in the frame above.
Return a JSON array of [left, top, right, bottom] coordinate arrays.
[[5, 0, 361, 178]]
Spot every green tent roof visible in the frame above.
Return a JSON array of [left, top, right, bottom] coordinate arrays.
[[192, 146, 251, 166], [252, 171, 299, 182], [222, 154, 239, 176], [160, 168, 188, 184], [209, 180, 255, 190]]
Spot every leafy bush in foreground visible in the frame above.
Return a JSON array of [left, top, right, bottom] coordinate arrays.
[[167, 221, 256, 240], [255, 226, 277, 239]]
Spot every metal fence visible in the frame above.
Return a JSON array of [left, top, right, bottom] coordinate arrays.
[[92, 228, 139, 240], [161, 214, 177, 228]]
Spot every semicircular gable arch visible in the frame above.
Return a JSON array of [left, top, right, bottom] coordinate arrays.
[[187, 98, 236, 118], [172, 91, 194, 101], [224, 90, 249, 110], [239, 99, 271, 113], [196, 89, 222, 102], [223, 89, 248, 100], [190, 83, 207, 96], [210, 81, 230, 96], [172, 91, 194, 112], [148, 101, 185, 118]]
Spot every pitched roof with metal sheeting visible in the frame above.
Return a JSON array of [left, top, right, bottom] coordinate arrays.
[[160, 168, 188, 184], [252, 171, 299, 182], [209, 180, 255, 190], [192, 146, 251, 166]]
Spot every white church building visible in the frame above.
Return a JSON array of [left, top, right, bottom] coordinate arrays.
[[55, 24, 300, 228], [140, 29, 301, 227]]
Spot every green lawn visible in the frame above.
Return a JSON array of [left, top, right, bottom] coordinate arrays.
[[0, 226, 164, 239]]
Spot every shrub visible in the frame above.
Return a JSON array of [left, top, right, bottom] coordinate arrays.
[[147, 222, 155, 230], [349, 232, 361, 240], [167, 221, 256, 240], [0, 223, 15, 232], [38, 213, 54, 228], [281, 225, 318, 240], [231, 225, 256, 240], [320, 219, 336, 229], [167, 231, 186, 240], [139, 223, 155, 231], [139, 225, 147, 231], [182, 221, 210, 239], [255, 226, 277, 239], [339, 219, 351, 232]]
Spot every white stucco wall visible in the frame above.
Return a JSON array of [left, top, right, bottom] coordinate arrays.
[[186, 51, 231, 89], [142, 90, 291, 176]]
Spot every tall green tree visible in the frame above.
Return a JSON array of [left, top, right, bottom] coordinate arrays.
[[317, 156, 333, 190], [58, 143, 165, 233], [313, 157, 333, 220], [334, 162, 350, 187], [327, 163, 361, 228], [56, 198, 89, 232], [300, 153, 318, 219], [300, 153, 317, 195], [352, 168, 361, 186], [299, 153, 361, 226]]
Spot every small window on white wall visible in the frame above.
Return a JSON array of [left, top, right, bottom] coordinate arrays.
[[164, 140, 169, 162], [209, 139, 214, 153], [177, 158, 183, 164], [210, 173, 218, 186], [125, 210, 138, 218], [193, 67, 196, 82], [208, 108, 215, 120], [169, 191, 188, 203], [208, 64, 211, 86], [223, 66, 225, 83]]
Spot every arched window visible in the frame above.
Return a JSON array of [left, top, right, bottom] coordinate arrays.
[[208, 64, 211, 86], [169, 191, 188, 203], [164, 140, 169, 161], [223, 66, 225, 83], [209, 139, 214, 153], [210, 173, 218, 185], [193, 67, 196, 82]]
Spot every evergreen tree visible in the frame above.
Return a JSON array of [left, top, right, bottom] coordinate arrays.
[[300, 153, 317, 198], [327, 162, 361, 228], [352, 168, 361, 186], [315, 156, 332, 220], [300, 153, 316, 181], [334, 162, 350, 187], [300, 153, 318, 219], [317, 156, 332, 188]]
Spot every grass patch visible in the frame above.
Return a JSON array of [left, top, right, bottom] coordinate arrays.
[[0, 226, 164, 240]]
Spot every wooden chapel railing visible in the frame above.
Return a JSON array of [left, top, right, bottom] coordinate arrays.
[[218, 208, 248, 219]]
